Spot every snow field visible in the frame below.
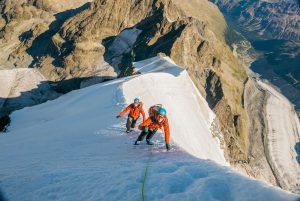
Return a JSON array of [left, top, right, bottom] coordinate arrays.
[[258, 80, 300, 193]]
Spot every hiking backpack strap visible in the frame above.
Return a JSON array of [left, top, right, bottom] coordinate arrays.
[[138, 102, 143, 110]]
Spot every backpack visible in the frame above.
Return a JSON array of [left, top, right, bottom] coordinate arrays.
[[148, 104, 162, 118], [130, 102, 143, 110]]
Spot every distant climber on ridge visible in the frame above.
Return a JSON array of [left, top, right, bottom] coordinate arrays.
[[134, 105, 171, 151], [117, 98, 146, 133]]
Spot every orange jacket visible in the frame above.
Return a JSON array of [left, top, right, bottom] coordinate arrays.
[[118, 102, 145, 121], [138, 117, 170, 143]]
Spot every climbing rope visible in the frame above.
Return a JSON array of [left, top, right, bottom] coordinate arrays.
[[141, 143, 156, 201]]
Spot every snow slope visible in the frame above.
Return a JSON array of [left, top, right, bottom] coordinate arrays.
[[0, 70, 16, 109], [0, 56, 298, 201], [257, 80, 300, 193], [0, 68, 59, 116]]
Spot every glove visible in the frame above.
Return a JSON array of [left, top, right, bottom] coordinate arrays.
[[116, 115, 121, 118], [166, 143, 170, 151]]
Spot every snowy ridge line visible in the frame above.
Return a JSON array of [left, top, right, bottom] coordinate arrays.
[[133, 56, 182, 75], [257, 80, 300, 193], [129, 56, 227, 165]]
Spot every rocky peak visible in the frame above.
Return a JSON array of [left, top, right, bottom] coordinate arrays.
[[60, 0, 182, 41]]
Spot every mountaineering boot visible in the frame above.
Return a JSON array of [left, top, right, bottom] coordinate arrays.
[[126, 130, 131, 133], [126, 117, 133, 132], [134, 140, 141, 145], [166, 143, 170, 151], [146, 139, 154, 145]]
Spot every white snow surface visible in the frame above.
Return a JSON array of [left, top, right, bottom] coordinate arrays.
[[0, 68, 58, 114], [257, 80, 300, 193], [0, 68, 48, 100], [106, 27, 142, 73], [0, 56, 299, 201], [108, 27, 142, 56]]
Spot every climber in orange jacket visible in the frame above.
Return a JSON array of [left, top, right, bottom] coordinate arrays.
[[134, 106, 170, 151], [117, 98, 146, 133]]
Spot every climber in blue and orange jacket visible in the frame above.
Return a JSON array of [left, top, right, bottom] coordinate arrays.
[[117, 98, 145, 133], [135, 107, 170, 151]]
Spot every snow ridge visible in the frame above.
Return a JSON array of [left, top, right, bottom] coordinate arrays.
[[130, 56, 226, 164]]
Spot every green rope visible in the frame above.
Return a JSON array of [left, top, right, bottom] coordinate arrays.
[[141, 143, 156, 201]]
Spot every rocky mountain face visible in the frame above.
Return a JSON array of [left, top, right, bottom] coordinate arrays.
[[0, 0, 292, 192], [0, 0, 93, 115], [210, 0, 300, 41], [0, 0, 93, 73]]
